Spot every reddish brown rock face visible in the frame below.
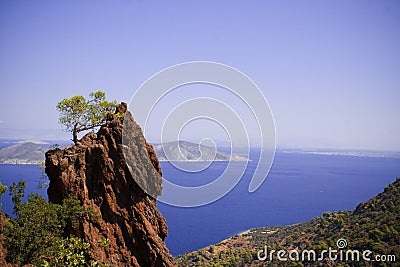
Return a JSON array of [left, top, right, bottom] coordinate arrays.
[[45, 103, 175, 267]]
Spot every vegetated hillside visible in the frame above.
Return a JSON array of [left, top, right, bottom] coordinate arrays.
[[0, 142, 48, 164], [177, 178, 400, 267], [153, 141, 248, 162]]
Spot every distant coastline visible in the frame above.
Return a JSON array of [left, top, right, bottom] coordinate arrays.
[[152, 141, 250, 162], [0, 161, 42, 165], [1, 139, 400, 165], [278, 148, 400, 158], [157, 159, 251, 162], [0, 141, 49, 165]]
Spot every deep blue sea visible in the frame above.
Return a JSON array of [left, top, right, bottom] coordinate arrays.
[[1, 150, 399, 257]]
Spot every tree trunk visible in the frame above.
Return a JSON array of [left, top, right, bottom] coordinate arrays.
[[73, 129, 78, 144]]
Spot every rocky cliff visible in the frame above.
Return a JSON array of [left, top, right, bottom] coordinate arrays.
[[45, 103, 175, 267]]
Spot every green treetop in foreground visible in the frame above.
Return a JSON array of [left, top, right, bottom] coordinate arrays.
[[0, 180, 100, 266], [57, 90, 118, 144]]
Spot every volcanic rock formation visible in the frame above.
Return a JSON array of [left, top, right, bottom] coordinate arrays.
[[45, 103, 175, 267]]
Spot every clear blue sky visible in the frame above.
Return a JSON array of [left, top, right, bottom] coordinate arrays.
[[0, 1, 399, 150]]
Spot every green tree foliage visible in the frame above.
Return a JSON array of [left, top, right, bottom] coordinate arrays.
[[9, 180, 26, 215], [42, 236, 99, 267], [6, 193, 61, 264], [0, 182, 6, 207], [5, 181, 99, 266], [57, 90, 117, 143]]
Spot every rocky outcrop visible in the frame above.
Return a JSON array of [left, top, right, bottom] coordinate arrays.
[[45, 103, 175, 267]]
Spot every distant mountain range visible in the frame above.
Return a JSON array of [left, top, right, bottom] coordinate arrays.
[[0, 140, 248, 164], [153, 141, 249, 162], [0, 142, 49, 164]]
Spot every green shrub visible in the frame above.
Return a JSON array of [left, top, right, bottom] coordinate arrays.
[[4, 181, 99, 266]]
